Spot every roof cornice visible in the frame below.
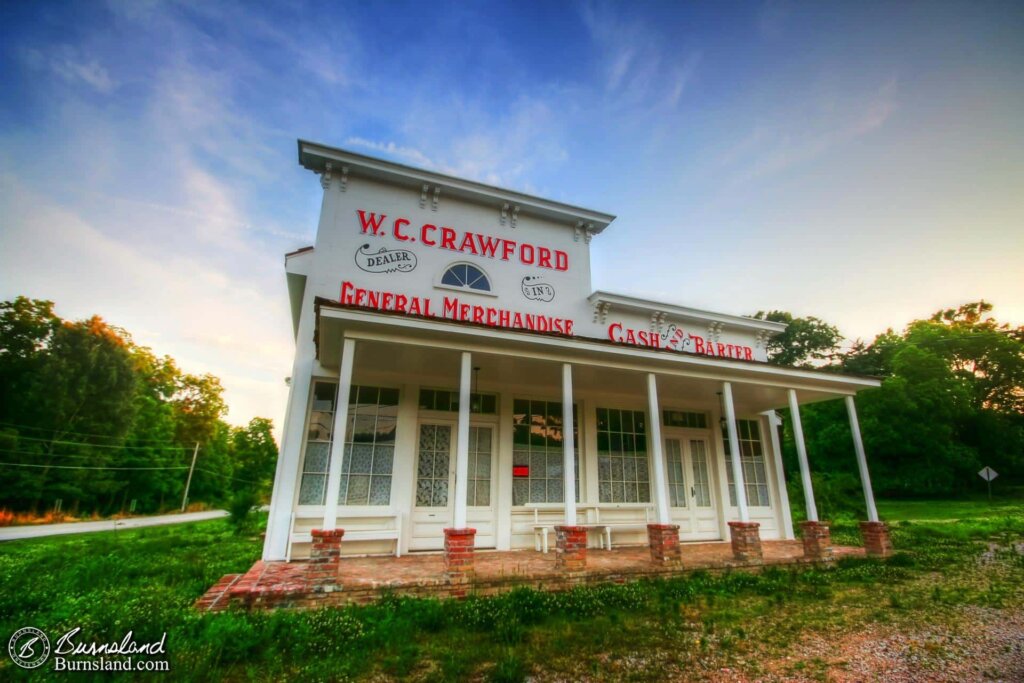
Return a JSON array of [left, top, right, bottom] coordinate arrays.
[[297, 139, 616, 233], [588, 291, 788, 335]]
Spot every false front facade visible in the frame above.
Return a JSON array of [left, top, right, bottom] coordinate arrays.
[[262, 140, 888, 567]]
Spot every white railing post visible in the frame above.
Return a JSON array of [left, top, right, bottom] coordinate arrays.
[[788, 389, 818, 522], [562, 363, 577, 526], [322, 338, 356, 530], [722, 381, 750, 522], [646, 374, 671, 524], [453, 352, 472, 529], [845, 395, 879, 522]]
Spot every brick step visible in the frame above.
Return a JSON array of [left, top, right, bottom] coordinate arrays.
[[194, 573, 243, 612]]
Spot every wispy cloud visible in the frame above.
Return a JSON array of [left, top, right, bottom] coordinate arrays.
[[721, 76, 900, 184], [579, 1, 701, 112], [20, 46, 117, 93]]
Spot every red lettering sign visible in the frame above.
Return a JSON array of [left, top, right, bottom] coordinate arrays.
[[355, 208, 570, 272]]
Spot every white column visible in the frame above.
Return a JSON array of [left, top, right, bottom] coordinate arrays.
[[764, 411, 795, 539], [322, 338, 356, 530], [453, 352, 472, 529], [263, 290, 317, 560], [722, 381, 750, 522], [646, 373, 671, 524], [562, 363, 577, 526], [788, 389, 818, 522], [845, 395, 879, 522]]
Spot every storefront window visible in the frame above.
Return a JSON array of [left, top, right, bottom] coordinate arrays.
[[723, 419, 771, 507], [297, 383, 400, 506], [298, 381, 337, 505], [512, 399, 579, 505], [596, 408, 651, 503], [339, 386, 399, 506]]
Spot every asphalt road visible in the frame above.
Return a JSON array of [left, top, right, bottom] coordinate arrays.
[[0, 510, 229, 541]]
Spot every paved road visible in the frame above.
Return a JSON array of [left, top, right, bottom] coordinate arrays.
[[0, 510, 229, 541]]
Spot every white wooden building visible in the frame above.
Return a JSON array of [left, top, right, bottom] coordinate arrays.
[[263, 140, 888, 565]]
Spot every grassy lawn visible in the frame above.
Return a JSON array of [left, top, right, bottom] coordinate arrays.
[[1, 503, 1022, 681], [877, 496, 1023, 522]]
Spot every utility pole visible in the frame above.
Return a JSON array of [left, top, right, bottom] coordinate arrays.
[[181, 443, 200, 513]]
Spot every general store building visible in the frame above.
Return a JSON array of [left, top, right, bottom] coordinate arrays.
[[261, 140, 892, 574]]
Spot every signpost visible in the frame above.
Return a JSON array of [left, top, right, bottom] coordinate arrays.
[[978, 466, 999, 501]]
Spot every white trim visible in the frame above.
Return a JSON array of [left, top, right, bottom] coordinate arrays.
[[318, 306, 880, 394], [588, 291, 788, 335], [722, 382, 750, 523]]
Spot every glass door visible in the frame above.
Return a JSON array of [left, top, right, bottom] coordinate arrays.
[[665, 436, 720, 539], [409, 422, 455, 550]]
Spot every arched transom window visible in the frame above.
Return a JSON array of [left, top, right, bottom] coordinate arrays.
[[440, 263, 491, 292]]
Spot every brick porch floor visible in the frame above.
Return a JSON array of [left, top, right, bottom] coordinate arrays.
[[195, 540, 865, 612]]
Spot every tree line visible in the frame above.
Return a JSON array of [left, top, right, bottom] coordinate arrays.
[[755, 301, 1024, 510], [0, 297, 277, 517]]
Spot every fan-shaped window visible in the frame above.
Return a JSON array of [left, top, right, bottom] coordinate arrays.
[[440, 263, 491, 292]]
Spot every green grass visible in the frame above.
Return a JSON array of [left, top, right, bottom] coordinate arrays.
[[0, 502, 1022, 681], [878, 497, 1023, 522]]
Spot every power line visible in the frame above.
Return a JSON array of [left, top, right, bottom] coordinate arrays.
[[0, 447, 186, 461], [0, 451, 260, 483], [0, 461, 189, 471], [0, 420, 186, 445], [7, 433, 188, 452], [195, 467, 259, 485]]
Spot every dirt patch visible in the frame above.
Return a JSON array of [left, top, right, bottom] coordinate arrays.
[[729, 605, 1024, 682]]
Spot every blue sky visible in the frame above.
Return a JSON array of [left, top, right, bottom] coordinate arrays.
[[1, 1, 1022, 430]]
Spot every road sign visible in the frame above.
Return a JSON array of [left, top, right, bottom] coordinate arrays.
[[978, 466, 999, 482]]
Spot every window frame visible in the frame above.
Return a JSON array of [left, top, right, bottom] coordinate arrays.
[[595, 407, 652, 505], [511, 397, 581, 506], [722, 417, 772, 508], [434, 261, 498, 297]]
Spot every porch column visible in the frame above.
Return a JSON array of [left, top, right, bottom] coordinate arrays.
[[789, 390, 832, 560], [722, 381, 762, 562], [788, 390, 818, 522], [646, 374, 680, 563], [322, 338, 356, 531], [561, 363, 577, 526], [453, 352, 472, 529], [846, 395, 892, 556], [555, 363, 586, 571], [445, 352, 476, 574]]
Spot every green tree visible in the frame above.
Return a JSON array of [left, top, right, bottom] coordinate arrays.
[[752, 310, 843, 367]]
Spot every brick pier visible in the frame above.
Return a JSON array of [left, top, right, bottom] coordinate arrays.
[[647, 524, 681, 564], [859, 521, 893, 557], [800, 521, 833, 560], [728, 521, 763, 562], [554, 525, 588, 571]]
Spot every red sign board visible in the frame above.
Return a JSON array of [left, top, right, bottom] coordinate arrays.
[[512, 465, 529, 478]]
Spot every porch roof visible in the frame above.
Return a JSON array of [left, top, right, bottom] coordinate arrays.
[[312, 298, 879, 413]]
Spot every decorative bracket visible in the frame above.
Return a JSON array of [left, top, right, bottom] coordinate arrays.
[[500, 203, 510, 225], [574, 221, 585, 242], [419, 184, 429, 209], [510, 205, 519, 228], [755, 330, 771, 349], [650, 311, 668, 334], [584, 224, 595, 244], [593, 301, 612, 324], [339, 165, 349, 192], [708, 321, 724, 342], [432, 186, 441, 211], [319, 162, 332, 190]]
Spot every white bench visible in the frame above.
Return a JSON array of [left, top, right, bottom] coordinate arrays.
[[286, 512, 402, 561], [525, 504, 604, 553], [592, 504, 654, 549]]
